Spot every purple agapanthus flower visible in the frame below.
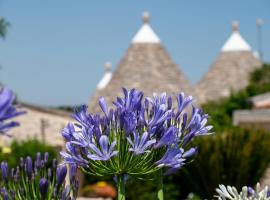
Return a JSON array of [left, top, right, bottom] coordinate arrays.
[[60, 143, 88, 167], [0, 87, 25, 134], [155, 126, 178, 148], [60, 88, 212, 178], [127, 131, 156, 155], [156, 147, 198, 175], [56, 165, 67, 186], [87, 135, 118, 161]]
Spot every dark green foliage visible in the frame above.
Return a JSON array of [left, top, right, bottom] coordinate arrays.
[[247, 63, 270, 96], [0, 18, 9, 39], [82, 173, 179, 200], [126, 176, 179, 200], [56, 105, 77, 112], [0, 139, 58, 168], [202, 90, 250, 131], [174, 127, 270, 199], [126, 179, 157, 200]]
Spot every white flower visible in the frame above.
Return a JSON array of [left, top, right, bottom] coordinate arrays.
[[215, 183, 270, 200]]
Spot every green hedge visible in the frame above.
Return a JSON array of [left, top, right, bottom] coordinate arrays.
[[174, 127, 270, 199], [0, 139, 58, 168]]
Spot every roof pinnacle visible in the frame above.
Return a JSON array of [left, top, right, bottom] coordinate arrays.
[[132, 12, 160, 43], [97, 62, 113, 90], [142, 11, 150, 24], [221, 21, 251, 52], [232, 21, 239, 32], [104, 61, 112, 72]]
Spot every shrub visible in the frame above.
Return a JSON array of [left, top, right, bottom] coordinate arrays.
[[247, 63, 270, 95], [125, 176, 180, 200], [173, 127, 270, 199], [0, 139, 58, 168]]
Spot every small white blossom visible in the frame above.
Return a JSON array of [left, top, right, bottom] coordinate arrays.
[[215, 183, 270, 200]]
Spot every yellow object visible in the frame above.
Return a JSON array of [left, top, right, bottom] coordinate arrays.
[[97, 181, 107, 187], [2, 147, 11, 154]]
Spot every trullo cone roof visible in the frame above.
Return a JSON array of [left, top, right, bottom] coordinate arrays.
[[196, 21, 261, 104], [88, 12, 192, 112]]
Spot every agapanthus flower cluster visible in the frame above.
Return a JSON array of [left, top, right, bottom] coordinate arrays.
[[0, 87, 25, 135], [61, 88, 212, 178], [0, 152, 79, 200], [216, 183, 270, 200]]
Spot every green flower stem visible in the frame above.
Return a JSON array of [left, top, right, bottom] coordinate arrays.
[[157, 170, 164, 200], [117, 174, 126, 200]]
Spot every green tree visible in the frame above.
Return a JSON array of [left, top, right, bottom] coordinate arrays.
[[0, 18, 9, 39]]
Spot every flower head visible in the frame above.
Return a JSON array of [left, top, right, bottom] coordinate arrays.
[[216, 183, 270, 200], [0, 87, 25, 135], [60, 88, 212, 179]]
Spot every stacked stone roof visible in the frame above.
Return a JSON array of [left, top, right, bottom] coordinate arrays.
[[88, 12, 192, 112], [196, 21, 261, 103], [89, 16, 262, 111]]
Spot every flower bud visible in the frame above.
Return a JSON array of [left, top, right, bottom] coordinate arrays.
[[167, 96, 172, 110], [47, 168, 52, 178], [1, 162, 8, 183], [26, 156, 33, 179], [20, 157, 24, 168], [0, 188, 9, 200], [52, 159, 57, 169], [41, 160, 45, 168], [56, 165, 67, 186], [11, 168, 15, 178], [44, 152, 49, 163], [39, 178, 48, 198], [35, 152, 41, 170]]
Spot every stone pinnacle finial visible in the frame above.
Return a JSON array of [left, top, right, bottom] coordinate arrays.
[[232, 21, 239, 32], [142, 11, 150, 24], [256, 18, 263, 26], [104, 61, 112, 72]]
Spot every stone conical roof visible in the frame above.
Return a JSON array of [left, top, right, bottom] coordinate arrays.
[[196, 21, 261, 104], [88, 12, 192, 112]]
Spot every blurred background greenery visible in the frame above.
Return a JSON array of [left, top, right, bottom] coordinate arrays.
[[0, 139, 58, 168]]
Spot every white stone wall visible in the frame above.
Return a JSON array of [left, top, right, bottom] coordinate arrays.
[[1, 106, 71, 148]]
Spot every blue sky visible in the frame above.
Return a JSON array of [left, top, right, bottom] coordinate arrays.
[[0, 1, 269, 106]]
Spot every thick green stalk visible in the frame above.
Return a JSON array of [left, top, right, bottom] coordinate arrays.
[[157, 170, 164, 200], [117, 174, 126, 200]]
